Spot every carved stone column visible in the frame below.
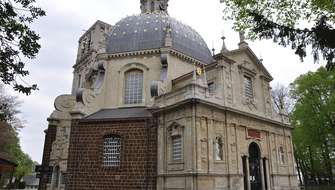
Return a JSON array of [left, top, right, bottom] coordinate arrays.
[[243, 155, 251, 190], [260, 158, 266, 190], [264, 158, 271, 190]]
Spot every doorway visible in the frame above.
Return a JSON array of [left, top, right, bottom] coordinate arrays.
[[249, 142, 262, 190]]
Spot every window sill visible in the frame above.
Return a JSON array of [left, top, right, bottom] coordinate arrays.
[[168, 161, 184, 165], [119, 103, 146, 108]]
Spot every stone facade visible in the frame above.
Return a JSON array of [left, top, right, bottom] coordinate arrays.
[[38, 1, 299, 190]]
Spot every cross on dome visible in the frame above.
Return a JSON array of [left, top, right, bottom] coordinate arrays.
[[141, 0, 169, 14]]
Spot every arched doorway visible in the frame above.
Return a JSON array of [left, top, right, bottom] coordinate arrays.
[[249, 142, 262, 190]]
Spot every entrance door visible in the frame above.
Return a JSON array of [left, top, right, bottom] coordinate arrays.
[[249, 142, 262, 190]]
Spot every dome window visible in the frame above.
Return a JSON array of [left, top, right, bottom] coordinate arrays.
[[124, 69, 144, 105]]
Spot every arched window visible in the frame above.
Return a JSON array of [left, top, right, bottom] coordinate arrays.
[[124, 69, 144, 104], [103, 136, 121, 167], [215, 136, 224, 161]]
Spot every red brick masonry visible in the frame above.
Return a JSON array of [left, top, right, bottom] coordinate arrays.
[[67, 119, 157, 190], [38, 125, 57, 190]]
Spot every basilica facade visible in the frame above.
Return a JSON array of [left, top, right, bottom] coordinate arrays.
[[38, 1, 299, 190]]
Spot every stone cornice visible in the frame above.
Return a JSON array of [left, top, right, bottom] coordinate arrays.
[[151, 97, 293, 129], [95, 48, 208, 66]]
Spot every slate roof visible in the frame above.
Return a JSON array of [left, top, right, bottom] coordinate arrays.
[[84, 107, 152, 121], [106, 13, 214, 64], [0, 157, 17, 167]]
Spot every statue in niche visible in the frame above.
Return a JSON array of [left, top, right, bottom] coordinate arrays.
[[215, 136, 224, 161]]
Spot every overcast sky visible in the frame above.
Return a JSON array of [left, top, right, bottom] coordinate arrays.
[[10, 0, 322, 163]]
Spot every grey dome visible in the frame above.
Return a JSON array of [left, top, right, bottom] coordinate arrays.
[[106, 13, 214, 64]]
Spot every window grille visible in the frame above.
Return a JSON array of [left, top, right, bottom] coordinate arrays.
[[208, 82, 216, 93], [47, 172, 52, 184], [244, 76, 253, 98], [103, 136, 121, 167], [124, 70, 143, 104], [60, 172, 65, 185], [53, 166, 59, 187], [215, 136, 224, 161], [172, 136, 182, 161]]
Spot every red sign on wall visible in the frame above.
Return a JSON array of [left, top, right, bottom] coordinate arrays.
[[247, 129, 261, 139]]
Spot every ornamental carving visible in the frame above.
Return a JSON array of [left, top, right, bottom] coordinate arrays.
[[54, 95, 76, 112], [76, 88, 96, 105], [168, 122, 184, 137]]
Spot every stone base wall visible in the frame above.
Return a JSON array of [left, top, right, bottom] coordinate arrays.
[[66, 119, 157, 190]]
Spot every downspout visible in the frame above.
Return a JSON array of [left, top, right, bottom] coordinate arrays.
[[194, 100, 198, 190], [145, 118, 151, 190]]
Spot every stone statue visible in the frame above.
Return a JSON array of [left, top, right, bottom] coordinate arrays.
[[239, 31, 246, 42], [159, 0, 169, 11]]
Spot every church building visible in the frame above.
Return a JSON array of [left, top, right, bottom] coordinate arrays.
[[38, 1, 299, 190]]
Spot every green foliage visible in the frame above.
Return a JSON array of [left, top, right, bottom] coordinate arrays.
[[0, 124, 34, 181], [220, 0, 335, 70], [0, 0, 45, 95], [290, 67, 335, 184], [0, 84, 34, 183]]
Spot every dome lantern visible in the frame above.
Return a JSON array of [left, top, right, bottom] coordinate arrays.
[[140, 0, 169, 14]]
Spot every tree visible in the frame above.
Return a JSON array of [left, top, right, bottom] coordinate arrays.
[[290, 67, 335, 185], [220, 0, 335, 70], [0, 85, 33, 187], [0, 0, 45, 95], [0, 123, 34, 188], [0, 84, 23, 129], [271, 84, 293, 114]]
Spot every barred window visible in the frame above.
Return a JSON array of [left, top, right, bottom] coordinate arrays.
[[124, 69, 143, 104], [172, 136, 182, 161], [244, 76, 253, 98], [215, 136, 224, 161], [103, 136, 121, 167], [53, 166, 59, 187]]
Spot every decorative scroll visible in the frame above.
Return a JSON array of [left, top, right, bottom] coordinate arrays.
[[54, 95, 76, 112]]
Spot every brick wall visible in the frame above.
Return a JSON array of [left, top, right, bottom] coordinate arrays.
[[67, 119, 157, 190], [38, 125, 57, 190]]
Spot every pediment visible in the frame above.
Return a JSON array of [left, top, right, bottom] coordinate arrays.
[[228, 47, 273, 81]]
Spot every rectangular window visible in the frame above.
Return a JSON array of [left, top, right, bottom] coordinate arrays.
[[53, 166, 59, 187], [47, 172, 53, 184], [208, 82, 216, 94], [172, 136, 182, 161], [103, 137, 121, 167], [244, 76, 253, 98], [60, 172, 65, 185]]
